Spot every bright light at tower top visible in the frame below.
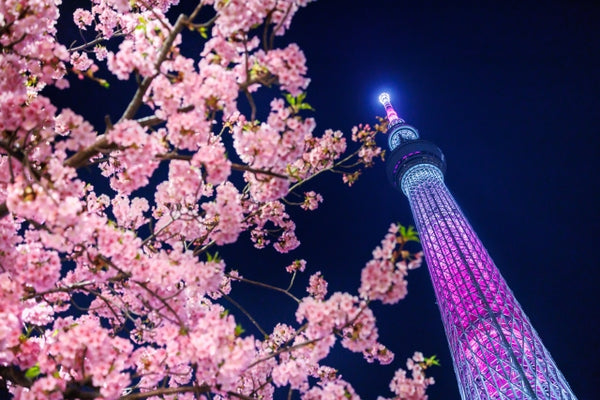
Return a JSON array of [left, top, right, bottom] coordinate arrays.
[[378, 92, 403, 126], [379, 92, 391, 105]]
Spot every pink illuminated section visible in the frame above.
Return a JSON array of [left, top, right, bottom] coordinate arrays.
[[401, 164, 577, 400], [378, 92, 404, 126]]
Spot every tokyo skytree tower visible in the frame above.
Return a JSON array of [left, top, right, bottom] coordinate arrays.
[[379, 93, 577, 399]]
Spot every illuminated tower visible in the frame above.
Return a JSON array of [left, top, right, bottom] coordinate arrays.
[[379, 93, 577, 399]]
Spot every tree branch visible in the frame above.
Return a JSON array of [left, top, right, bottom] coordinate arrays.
[[118, 11, 189, 123], [221, 292, 269, 338], [136, 105, 195, 127], [228, 274, 301, 304], [120, 384, 210, 400], [0, 366, 31, 389]]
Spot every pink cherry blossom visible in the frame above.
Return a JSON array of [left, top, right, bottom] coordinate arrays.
[[256, 44, 310, 96], [103, 121, 166, 194], [191, 141, 232, 185], [201, 182, 244, 245], [111, 194, 149, 229], [73, 9, 94, 29], [54, 108, 97, 152], [359, 223, 422, 304], [286, 259, 307, 273], [301, 190, 324, 210], [377, 352, 435, 400], [0, 1, 431, 399], [302, 378, 359, 400], [307, 271, 327, 300]]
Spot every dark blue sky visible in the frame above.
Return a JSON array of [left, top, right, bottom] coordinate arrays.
[[277, 1, 599, 399], [45, 1, 598, 399]]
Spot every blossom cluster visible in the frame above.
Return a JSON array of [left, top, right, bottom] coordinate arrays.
[[359, 223, 424, 304], [103, 121, 166, 194], [296, 291, 393, 365], [377, 352, 436, 400], [0, 1, 433, 399]]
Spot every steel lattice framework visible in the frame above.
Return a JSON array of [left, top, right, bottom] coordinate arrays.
[[380, 93, 577, 399]]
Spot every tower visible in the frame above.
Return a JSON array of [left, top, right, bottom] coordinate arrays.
[[379, 93, 577, 399]]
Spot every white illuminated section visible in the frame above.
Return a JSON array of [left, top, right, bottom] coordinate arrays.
[[378, 92, 391, 105]]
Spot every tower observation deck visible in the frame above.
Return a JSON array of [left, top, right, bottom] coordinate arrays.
[[379, 93, 577, 399]]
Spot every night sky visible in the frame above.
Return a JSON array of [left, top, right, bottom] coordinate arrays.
[[277, 1, 599, 399], [46, 1, 599, 399]]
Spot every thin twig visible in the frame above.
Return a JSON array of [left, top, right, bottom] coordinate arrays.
[[69, 30, 126, 53], [120, 384, 210, 400], [228, 274, 300, 303], [136, 105, 195, 127], [221, 292, 268, 338]]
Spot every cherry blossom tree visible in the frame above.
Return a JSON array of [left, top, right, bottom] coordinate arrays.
[[0, 1, 435, 399]]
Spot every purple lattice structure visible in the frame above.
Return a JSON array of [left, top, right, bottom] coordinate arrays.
[[401, 164, 576, 399], [380, 93, 577, 399]]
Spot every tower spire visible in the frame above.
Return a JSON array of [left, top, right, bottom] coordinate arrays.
[[378, 93, 422, 151], [378, 92, 404, 126], [380, 94, 577, 399]]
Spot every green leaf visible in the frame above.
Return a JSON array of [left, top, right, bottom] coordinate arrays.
[[206, 252, 221, 263], [25, 365, 41, 380], [424, 354, 441, 367], [284, 92, 315, 114], [284, 93, 295, 106], [198, 26, 208, 39], [398, 224, 420, 243], [234, 324, 245, 337], [299, 103, 315, 111], [399, 225, 406, 236]]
